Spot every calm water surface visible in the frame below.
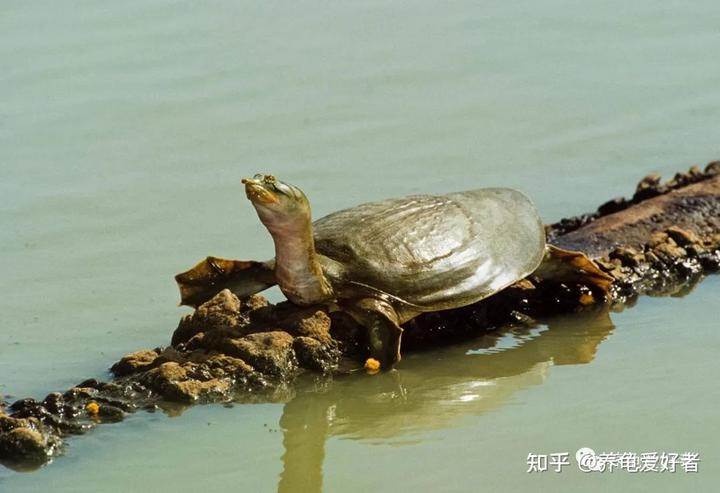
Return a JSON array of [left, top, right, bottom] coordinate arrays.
[[1, 1, 719, 491]]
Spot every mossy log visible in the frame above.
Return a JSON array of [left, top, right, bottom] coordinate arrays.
[[2, 162, 719, 470]]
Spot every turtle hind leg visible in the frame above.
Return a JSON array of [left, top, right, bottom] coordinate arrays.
[[345, 298, 404, 371], [175, 256, 276, 308], [536, 245, 614, 295]]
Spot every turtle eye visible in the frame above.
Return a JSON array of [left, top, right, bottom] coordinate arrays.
[[274, 181, 292, 196], [253, 173, 264, 181]]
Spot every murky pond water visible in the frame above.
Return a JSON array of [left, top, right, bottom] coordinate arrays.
[[1, 1, 719, 491]]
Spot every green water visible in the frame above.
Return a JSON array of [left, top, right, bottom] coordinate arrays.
[[1, 1, 719, 491]]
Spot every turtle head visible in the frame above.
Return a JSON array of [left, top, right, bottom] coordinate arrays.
[[242, 174, 311, 229]]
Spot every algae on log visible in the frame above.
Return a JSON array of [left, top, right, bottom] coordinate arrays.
[[1, 163, 719, 470]]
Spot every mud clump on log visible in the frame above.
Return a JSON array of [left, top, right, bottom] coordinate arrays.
[[171, 291, 268, 346], [0, 414, 61, 470], [599, 228, 720, 301], [141, 362, 234, 403], [2, 162, 720, 470], [1, 289, 344, 468], [111, 290, 343, 402], [111, 349, 160, 376]]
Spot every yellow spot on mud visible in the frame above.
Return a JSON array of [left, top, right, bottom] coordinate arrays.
[[364, 358, 381, 374], [579, 293, 595, 306], [86, 401, 100, 416]]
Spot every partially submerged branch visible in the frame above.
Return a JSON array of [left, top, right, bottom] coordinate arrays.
[[2, 162, 719, 470]]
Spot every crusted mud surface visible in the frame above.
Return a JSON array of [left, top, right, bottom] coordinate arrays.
[[2, 163, 719, 470]]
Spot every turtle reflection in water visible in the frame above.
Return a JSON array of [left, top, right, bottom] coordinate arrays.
[[276, 308, 615, 492], [176, 175, 613, 369]]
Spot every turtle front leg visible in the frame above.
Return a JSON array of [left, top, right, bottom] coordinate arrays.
[[345, 298, 404, 371]]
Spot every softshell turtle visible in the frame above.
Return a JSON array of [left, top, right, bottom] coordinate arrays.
[[176, 175, 612, 369]]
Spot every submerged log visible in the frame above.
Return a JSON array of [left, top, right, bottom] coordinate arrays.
[[1, 162, 719, 470]]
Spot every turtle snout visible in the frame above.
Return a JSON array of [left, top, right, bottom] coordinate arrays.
[[243, 178, 280, 205], [242, 174, 276, 185]]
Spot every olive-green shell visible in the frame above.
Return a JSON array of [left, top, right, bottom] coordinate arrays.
[[313, 188, 546, 310]]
